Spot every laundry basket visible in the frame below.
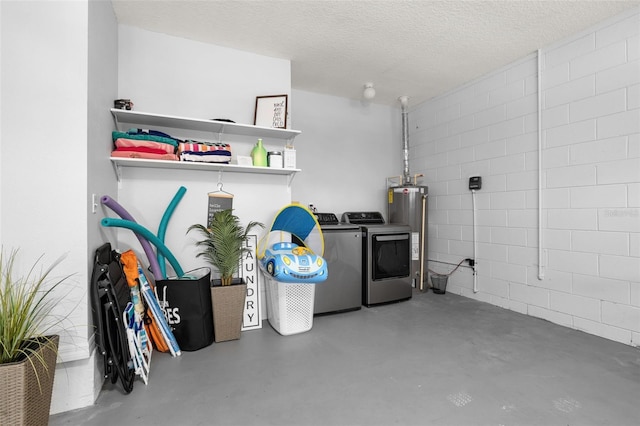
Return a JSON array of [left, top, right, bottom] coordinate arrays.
[[265, 276, 316, 336], [258, 204, 328, 336]]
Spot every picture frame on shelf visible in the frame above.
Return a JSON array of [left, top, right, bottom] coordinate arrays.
[[254, 94, 288, 129]]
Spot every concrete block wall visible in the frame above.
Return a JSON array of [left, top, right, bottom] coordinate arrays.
[[409, 8, 639, 346]]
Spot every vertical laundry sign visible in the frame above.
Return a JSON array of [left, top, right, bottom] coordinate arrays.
[[240, 235, 261, 330]]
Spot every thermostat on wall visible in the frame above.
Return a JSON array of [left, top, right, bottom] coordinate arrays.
[[469, 176, 482, 190]]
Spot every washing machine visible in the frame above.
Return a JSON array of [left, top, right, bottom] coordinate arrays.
[[312, 213, 363, 315]]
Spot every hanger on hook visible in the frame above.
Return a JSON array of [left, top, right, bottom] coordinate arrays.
[[209, 170, 234, 197]]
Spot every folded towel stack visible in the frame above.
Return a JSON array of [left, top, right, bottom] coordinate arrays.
[[179, 140, 232, 163], [111, 129, 180, 161]]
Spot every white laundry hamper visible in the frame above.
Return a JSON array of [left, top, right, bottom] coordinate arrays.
[[259, 204, 328, 336], [265, 276, 316, 336]]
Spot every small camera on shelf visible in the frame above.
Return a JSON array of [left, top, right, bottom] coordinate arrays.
[[114, 99, 133, 110]]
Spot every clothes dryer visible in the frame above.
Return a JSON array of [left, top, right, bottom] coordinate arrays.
[[342, 212, 412, 306]]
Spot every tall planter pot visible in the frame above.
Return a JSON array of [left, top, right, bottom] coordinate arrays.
[[0, 335, 59, 425], [211, 279, 246, 342]]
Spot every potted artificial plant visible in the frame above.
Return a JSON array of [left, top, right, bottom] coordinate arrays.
[[0, 248, 71, 425], [188, 210, 263, 342]]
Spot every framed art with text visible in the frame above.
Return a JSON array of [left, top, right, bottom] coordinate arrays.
[[254, 94, 288, 129]]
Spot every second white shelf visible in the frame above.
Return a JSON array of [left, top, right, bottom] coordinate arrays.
[[111, 157, 301, 185]]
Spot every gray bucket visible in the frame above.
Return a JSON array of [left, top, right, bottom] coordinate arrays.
[[431, 274, 448, 294]]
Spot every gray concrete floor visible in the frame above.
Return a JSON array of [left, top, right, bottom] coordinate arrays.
[[50, 291, 640, 426]]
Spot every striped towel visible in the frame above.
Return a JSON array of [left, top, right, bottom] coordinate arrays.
[[178, 140, 231, 154]]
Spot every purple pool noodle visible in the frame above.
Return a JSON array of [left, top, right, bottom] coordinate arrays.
[[101, 195, 163, 280]]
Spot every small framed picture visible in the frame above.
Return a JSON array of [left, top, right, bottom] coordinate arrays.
[[254, 94, 288, 129]]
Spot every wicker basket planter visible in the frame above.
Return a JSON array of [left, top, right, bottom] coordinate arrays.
[[211, 279, 246, 342], [0, 335, 59, 425]]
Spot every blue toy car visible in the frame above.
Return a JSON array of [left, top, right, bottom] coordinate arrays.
[[260, 242, 328, 283]]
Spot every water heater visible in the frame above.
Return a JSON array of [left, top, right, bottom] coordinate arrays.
[[388, 185, 428, 291]]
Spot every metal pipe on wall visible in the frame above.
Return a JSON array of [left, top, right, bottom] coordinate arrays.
[[472, 189, 478, 293], [419, 194, 426, 291], [537, 49, 545, 281], [399, 96, 410, 186]]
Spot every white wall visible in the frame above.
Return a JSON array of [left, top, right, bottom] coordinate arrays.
[[0, 2, 3, 233], [0, 2, 88, 292], [291, 90, 401, 217], [112, 28, 400, 318], [410, 8, 639, 346], [0, 0, 112, 414], [114, 24, 293, 227], [72, 0, 119, 415], [118, 25, 291, 124], [112, 27, 295, 324]]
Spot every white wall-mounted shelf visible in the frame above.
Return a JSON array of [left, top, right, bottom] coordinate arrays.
[[111, 108, 301, 142], [111, 157, 301, 186], [109, 108, 302, 187]]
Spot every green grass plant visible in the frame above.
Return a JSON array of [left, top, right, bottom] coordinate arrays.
[[0, 248, 70, 365]]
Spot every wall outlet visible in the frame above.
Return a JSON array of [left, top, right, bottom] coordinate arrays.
[[469, 176, 482, 190]]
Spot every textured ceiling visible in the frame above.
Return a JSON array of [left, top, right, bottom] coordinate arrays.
[[111, 0, 639, 106]]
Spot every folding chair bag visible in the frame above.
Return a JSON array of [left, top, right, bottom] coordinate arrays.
[[155, 268, 214, 351]]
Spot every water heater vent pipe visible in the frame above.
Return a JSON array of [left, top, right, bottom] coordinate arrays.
[[399, 96, 411, 186]]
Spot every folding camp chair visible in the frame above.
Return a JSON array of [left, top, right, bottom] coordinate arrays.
[[90, 243, 135, 394]]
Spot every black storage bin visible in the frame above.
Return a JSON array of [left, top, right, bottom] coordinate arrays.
[[155, 267, 214, 351]]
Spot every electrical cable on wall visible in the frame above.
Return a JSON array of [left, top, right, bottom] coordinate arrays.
[[427, 258, 467, 278]]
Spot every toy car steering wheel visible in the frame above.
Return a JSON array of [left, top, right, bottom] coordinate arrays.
[[292, 246, 310, 255]]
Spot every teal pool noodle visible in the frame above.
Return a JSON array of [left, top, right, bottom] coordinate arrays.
[[157, 186, 187, 278], [101, 217, 184, 277]]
